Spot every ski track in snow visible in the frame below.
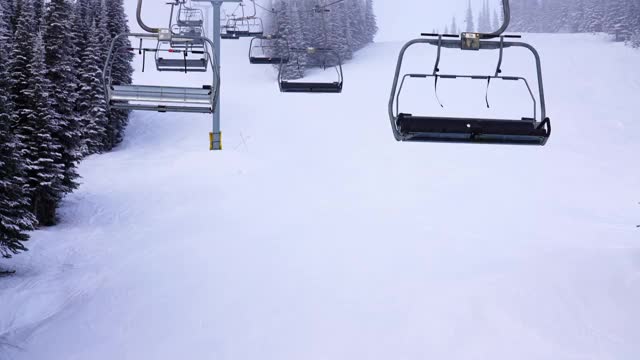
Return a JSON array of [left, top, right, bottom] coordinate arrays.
[[1, 31, 640, 359]]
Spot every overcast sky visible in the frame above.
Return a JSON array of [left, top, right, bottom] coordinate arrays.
[[374, 0, 504, 41]]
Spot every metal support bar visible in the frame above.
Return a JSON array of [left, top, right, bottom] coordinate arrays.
[[137, 0, 160, 33], [192, 0, 241, 151]]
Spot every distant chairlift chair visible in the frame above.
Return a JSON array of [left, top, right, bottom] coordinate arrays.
[[228, 1, 263, 37], [221, 18, 242, 39], [249, 35, 289, 64], [176, 2, 204, 28], [104, 33, 219, 114], [278, 47, 343, 93], [155, 38, 209, 72], [225, 17, 258, 38]]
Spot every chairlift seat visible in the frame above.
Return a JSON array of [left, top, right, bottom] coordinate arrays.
[[156, 57, 208, 72], [250, 56, 289, 65], [109, 84, 214, 113], [176, 19, 204, 28], [279, 81, 343, 93], [171, 32, 205, 48], [170, 39, 205, 49], [221, 33, 240, 40], [396, 114, 550, 145], [228, 29, 251, 37]]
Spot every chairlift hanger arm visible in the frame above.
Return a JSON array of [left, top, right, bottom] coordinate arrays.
[[136, 0, 160, 33], [251, 0, 276, 14]]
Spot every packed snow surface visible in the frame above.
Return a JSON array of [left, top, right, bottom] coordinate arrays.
[[1, 3, 640, 359]]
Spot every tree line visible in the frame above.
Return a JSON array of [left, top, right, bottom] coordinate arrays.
[[0, 0, 133, 258], [444, 0, 640, 48], [263, 0, 377, 79]]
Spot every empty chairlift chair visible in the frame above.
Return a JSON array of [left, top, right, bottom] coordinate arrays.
[[155, 39, 209, 72], [103, 33, 219, 114], [388, 0, 551, 146], [227, 17, 252, 38], [245, 16, 264, 37], [248, 35, 289, 64], [220, 20, 240, 40], [176, 3, 204, 28], [228, 1, 263, 37], [278, 47, 343, 93], [170, 26, 206, 49]]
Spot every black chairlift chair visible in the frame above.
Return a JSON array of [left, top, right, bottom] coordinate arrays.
[[245, 16, 264, 37], [103, 33, 219, 114], [278, 47, 343, 93], [176, 1, 204, 28], [223, 17, 250, 38], [170, 25, 206, 49], [249, 35, 289, 64], [388, 0, 551, 146], [221, 20, 240, 40], [167, 1, 205, 49], [155, 39, 209, 72]]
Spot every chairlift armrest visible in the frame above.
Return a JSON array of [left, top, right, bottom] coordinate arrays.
[[421, 33, 459, 38]]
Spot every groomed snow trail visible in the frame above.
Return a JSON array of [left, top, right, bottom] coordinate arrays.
[[1, 26, 640, 360]]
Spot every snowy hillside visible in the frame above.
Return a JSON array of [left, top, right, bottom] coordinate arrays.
[[2, 2, 640, 359]]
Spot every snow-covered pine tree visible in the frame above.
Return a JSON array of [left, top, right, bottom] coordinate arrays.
[[477, 0, 491, 32], [465, 0, 475, 32], [43, 0, 81, 199], [266, 0, 377, 75], [21, 31, 66, 225], [105, 0, 133, 149], [278, 1, 306, 79], [77, 20, 109, 155], [10, 0, 36, 120], [71, 0, 91, 74], [345, 0, 366, 52], [629, 0, 640, 46], [364, 0, 377, 43], [0, 0, 16, 34], [95, 0, 112, 64], [451, 16, 458, 34], [509, 0, 524, 31], [33, 0, 44, 30], [0, 95, 36, 258], [567, 0, 586, 33], [327, 1, 352, 61], [492, 9, 499, 31], [0, 0, 13, 56], [0, 0, 36, 258]]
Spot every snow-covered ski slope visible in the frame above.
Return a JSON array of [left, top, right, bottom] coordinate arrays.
[[2, 2, 640, 359]]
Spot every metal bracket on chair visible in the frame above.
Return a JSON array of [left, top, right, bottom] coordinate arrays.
[[494, 37, 505, 77], [461, 32, 481, 50]]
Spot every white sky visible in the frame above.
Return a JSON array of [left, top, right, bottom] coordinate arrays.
[[374, 0, 504, 41]]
